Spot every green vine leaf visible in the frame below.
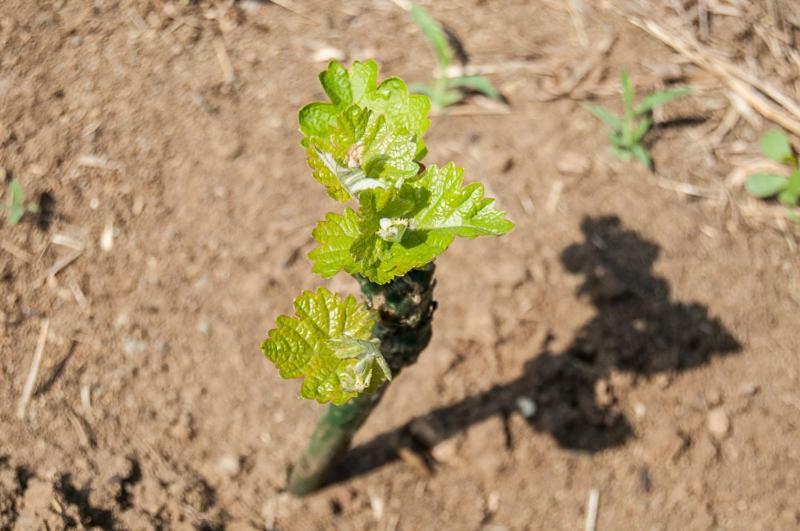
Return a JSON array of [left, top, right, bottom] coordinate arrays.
[[299, 60, 431, 202], [261, 287, 389, 405], [309, 163, 514, 284], [308, 208, 362, 277], [305, 105, 420, 202], [411, 162, 515, 237]]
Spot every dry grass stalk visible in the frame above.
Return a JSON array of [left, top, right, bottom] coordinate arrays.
[[624, 15, 800, 135], [17, 318, 51, 420]]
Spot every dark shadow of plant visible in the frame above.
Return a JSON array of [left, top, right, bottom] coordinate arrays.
[[325, 215, 741, 485]]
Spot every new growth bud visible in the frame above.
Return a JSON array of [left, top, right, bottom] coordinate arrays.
[[377, 217, 409, 243], [329, 336, 391, 393]]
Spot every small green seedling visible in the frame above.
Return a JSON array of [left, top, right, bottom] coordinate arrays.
[[585, 71, 689, 169], [745, 129, 800, 209], [408, 3, 501, 110], [260, 60, 513, 494], [1, 179, 38, 226]]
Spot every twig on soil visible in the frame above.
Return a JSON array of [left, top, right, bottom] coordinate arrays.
[[701, 104, 739, 147], [655, 175, 721, 199], [585, 488, 599, 531], [387, 0, 411, 11], [268, 0, 315, 22], [546, 180, 564, 213], [42, 249, 83, 282], [706, 0, 742, 17], [80, 384, 93, 416], [443, 59, 553, 78], [624, 15, 800, 135], [1, 240, 32, 263], [16, 318, 50, 420], [68, 279, 91, 313], [127, 8, 151, 34], [66, 408, 95, 448], [77, 154, 118, 171], [568, 0, 589, 47], [518, 192, 535, 215], [51, 232, 86, 252], [213, 38, 236, 85], [431, 107, 512, 118], [540, 33, 616, 101]]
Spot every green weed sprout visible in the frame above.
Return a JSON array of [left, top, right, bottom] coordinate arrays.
[[1, 179, 38, 226], [585, 71, 689, 169], [408, 3, 501, 110], [745, 129, 800, 210], [260, 60, 513, 495]]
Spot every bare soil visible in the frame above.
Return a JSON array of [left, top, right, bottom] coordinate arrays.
[[1, 1, 799, 530]]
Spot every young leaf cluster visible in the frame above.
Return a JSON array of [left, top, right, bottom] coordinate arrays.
[[585, 71, 689, 169], [302, 60, 513, 285], [745, 129, 800, 208], [261, 60, 513, 405], [408, 3, 501, 110], [1, 179, 38, 226]]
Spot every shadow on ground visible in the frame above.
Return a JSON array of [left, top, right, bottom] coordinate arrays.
[[325, 215, 741, 487]]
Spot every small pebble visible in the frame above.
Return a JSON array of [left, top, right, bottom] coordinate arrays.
[[215, 454, 240, 477], [311, 46, 344, 63], [705, 389, 722, 407], [100, 221, 114, 252], [634, 402, 646, 418], [516, 396, 537, 418], [430, 437, 459, 464], [707, 407, 730, 439], [737, 382, 759, 397], [486, 491, 500, 514], [556, 151, 591, 176], [132, 196, 145, 216], [123, 338, 147, 355], [369, 494, 384, 521], [654, 374, 671, 389]]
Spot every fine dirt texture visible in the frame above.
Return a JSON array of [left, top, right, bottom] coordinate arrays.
[[2, 1, 799, 530]]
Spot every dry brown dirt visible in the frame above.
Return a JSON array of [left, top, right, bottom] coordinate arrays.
[[1, 1, 799, 530]]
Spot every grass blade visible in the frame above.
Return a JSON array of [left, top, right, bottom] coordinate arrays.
[[635, 87, 690, 115], [410, 82, 435, 98], [620, 70, 634, 118], [631, 116, 652, 143], [446, 75, 501, 100], [6, 180, 26, 225], [410, 3, 452, 70], [585, 104, 622, 131], [631, 144, 652, 169]]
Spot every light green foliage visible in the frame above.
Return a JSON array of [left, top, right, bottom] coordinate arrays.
[[263, 60, 512, 405], [260, 288, 389, 405], [585, 71, 689, 169], [1, 179, 38, 226], [408, 3, 501, 110], [310, 163, 513, 284], [745, 129, 800, 209], [299, 60, 430, 202]]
